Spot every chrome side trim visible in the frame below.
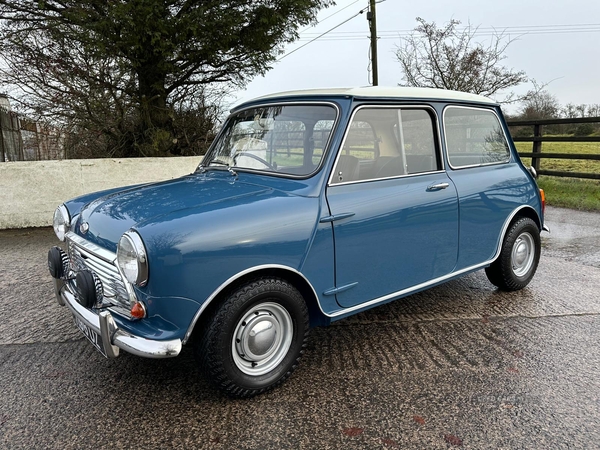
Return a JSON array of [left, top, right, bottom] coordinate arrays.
[[182, 264, 324, 345], [56, 279, 181, 359], [543, 224, 550, 233], [323, 205, 540, 318], [183, 206, 542, 331], [326, 261, 494, 318]]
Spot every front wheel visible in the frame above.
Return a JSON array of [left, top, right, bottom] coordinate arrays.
[[196, 277, 309, 398], [485, 217, 541, 291]]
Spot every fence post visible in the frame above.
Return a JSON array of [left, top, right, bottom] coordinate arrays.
[[532, 124, 542, 171], [0, 112, 5, 162]]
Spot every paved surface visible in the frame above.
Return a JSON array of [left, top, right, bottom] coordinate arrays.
[[0, 206, 599, 449]]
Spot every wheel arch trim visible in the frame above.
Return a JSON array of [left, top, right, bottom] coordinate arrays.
[[182, 264, 324, 345], [490, 205, 541, 263]]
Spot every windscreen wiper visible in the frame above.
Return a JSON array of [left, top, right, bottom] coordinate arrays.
[[205, 159, 237, 176]]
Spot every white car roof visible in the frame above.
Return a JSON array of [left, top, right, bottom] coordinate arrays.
[[249, 86, 496, 105]]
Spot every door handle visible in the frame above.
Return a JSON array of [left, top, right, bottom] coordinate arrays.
[[426, 182, 450, 191]]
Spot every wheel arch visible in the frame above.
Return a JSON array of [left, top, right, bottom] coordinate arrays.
[[489, 205, 541, 266], [184, 265, 329, 345], [512, 205, 542, 230]]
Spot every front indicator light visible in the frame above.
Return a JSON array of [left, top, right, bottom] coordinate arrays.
[[131, 301, 147, 319]]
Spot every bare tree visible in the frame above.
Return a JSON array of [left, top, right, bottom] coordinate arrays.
[[519, 88, 560, 120], [395, 18, 528, 103]]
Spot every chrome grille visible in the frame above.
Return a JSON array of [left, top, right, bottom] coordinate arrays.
[[67, 237, 130, 308]]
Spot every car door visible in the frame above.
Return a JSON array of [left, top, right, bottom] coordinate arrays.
[[325, 106, 459, 309]]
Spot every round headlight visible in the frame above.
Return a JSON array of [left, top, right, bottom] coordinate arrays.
[[117, 231, 148, 287], [53, 205, 71, 241]]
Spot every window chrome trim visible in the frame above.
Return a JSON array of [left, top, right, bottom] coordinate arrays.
[[197, 101, 341, 180], [442, 105, 511, 170], [327, 104, 445, 187], [329, 169, 446, 187], [322, 205, 540, 318]]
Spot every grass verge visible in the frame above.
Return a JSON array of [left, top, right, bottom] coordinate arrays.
[[537, 176, 600, 211]]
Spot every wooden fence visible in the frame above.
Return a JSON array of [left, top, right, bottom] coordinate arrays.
[[0, 107, 64, 162], [507, 117, 600, 180]]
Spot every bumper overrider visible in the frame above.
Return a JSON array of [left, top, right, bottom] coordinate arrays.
[[49, 249, 181, 359]]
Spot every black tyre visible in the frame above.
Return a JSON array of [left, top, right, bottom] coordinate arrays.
[[485, 217, 541, 291], [196, 277, 309, 398]]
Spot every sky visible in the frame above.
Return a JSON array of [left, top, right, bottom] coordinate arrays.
[[232, 0, 600, 114]]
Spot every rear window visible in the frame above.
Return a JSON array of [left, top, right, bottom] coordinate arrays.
[[444, 107, 510, 168]]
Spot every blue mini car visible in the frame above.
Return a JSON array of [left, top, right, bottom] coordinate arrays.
[[49, 87, 547, 397]]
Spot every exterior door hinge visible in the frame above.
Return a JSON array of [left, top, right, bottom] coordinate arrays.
[[320, 212, 355, 223]]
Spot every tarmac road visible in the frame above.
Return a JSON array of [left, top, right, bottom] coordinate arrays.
[[0, 206, 598, 449]]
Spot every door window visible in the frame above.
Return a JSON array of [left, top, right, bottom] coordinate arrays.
[[331, 107, 440, 184]]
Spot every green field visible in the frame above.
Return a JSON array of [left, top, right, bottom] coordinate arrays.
[[514, 140, 600, 174], [537, 176, 600, 211], [514, 139, 600, 211]]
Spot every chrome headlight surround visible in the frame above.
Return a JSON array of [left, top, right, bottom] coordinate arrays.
[[53, 204, 71, 242], [116, 230, 149, 287]]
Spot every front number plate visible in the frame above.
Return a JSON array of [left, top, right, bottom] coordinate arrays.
[[74, 316, 107, 358]]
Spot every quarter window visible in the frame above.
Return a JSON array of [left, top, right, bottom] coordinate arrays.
[[444, 107, 510, 168], [331, 107, 439, 184]]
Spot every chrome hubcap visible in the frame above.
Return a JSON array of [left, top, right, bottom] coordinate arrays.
[[232, 302, 293, 376], [511, 232, 535, 277]]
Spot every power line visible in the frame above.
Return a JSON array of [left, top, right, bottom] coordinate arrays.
[[297, 23, 600, 41], [278, 5, 370, 61], [300, 22, 600, 35], [298, 0, 362, 34], [297, 30, 600, 41], [278, 15, 600, 60]]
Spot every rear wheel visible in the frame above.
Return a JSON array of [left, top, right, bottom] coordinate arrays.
[[485, 217, 541, 291], [196, 277, 309, 398]]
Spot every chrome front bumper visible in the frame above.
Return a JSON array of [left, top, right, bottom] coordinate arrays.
[[54, 279, 182, 359]]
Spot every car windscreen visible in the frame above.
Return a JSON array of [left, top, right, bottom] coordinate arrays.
[[202, 104, 338, 177]]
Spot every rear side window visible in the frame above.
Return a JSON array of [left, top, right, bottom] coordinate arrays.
[[444, 107, 510, 168], [331, 107, 440, 184]]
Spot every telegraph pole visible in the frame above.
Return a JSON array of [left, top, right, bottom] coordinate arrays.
[[368, 0, 378, 86]]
